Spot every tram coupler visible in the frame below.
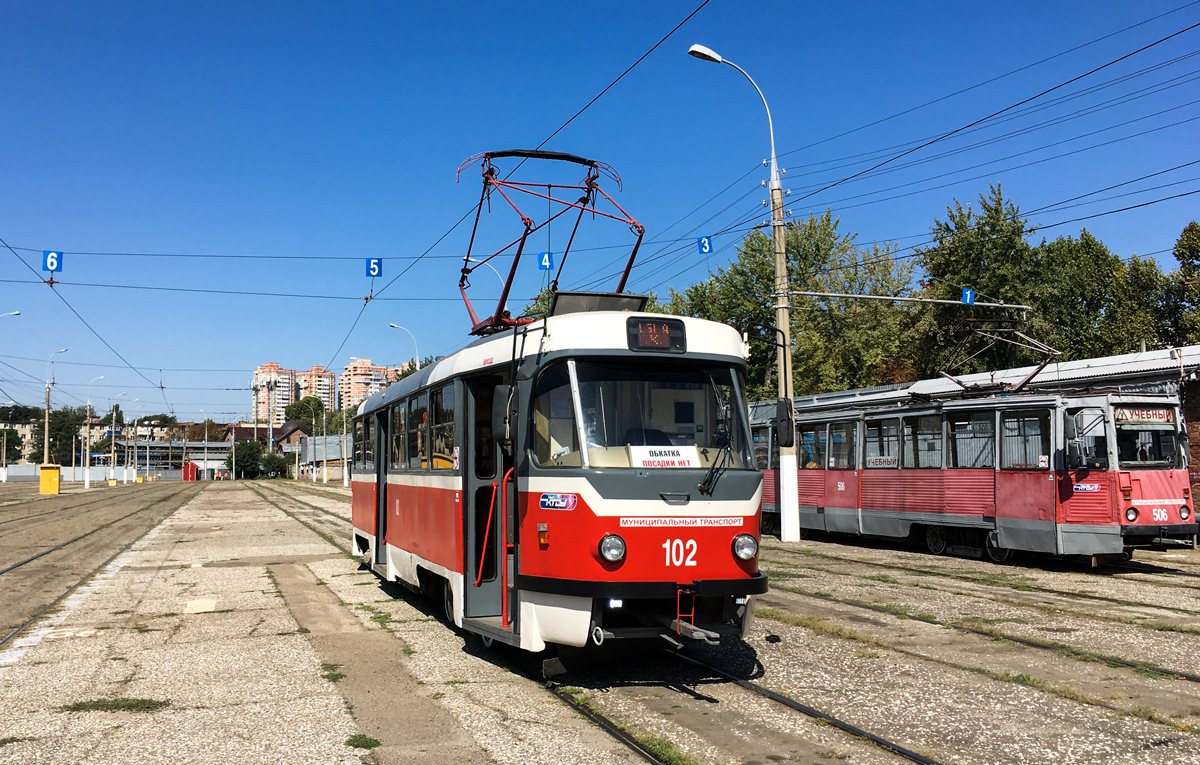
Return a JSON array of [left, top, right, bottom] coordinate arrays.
[[670, 619, 721, 646]]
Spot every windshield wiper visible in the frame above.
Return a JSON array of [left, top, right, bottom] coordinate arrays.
[[698, 376, 733, 495]]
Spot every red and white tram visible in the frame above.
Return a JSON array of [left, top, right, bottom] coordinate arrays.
[[753, 386, 1196, 563], [351, 302, 767, 652]]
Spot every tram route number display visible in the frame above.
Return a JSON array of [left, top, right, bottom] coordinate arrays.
[[629, 445, 701, 468]]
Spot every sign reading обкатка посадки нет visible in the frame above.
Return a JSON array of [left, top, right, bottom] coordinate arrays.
[[629, 445, 701, 468]]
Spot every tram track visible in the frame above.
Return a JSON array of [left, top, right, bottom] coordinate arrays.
[[255, 483, 936, 764], [763, 544, 1200, 619], [0, 489, 135, 532], [0, 483, 201, 648], [769, 577, 1200, 684]]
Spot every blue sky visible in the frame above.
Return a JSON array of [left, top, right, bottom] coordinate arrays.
[[2, 1, 1198, 422]]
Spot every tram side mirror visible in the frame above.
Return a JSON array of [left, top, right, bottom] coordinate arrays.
[[492, 385, 513, 452], [774, 398, 795, 449]]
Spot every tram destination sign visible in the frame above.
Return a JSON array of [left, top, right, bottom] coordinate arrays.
[[627, 317, 686, 353]]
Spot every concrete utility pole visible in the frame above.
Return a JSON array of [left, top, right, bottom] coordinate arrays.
[[84, 376, 103, 489], [43, 349, 66, 464], [688, 44, 799, 540]]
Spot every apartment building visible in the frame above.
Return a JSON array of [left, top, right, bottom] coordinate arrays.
[[252, 363, 297, 427], [338, 358, 390, 410], [296, 365, 338, 411]]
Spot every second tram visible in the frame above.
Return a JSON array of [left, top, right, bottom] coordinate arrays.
[[753, 385, 1196, 563]]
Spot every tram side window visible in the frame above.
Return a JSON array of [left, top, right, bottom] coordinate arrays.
[[799, 424, 826, 469], [1001, 410, 1051, 470], [829, 422, 857, 470], [752, 426, 772, 469], [362, 417, 374, 466], [1067, 408, 1108, 470], [390, 404, 407, 470], [353, 420, 364, 468], [532, 363, 580, 468], [902, 415, 943, 468], [947, 411, 994, 468], [864, 419, 900, 468], [408, 394, 428, 469], [431, 384, 456, 470]]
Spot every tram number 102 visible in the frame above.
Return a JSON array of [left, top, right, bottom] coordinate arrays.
[[662, 538, 698, 567]]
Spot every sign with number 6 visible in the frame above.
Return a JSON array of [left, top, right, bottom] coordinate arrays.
[[43, 250, 63, 272]]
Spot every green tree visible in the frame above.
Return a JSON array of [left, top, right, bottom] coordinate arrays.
[[1098, 255, 1179, 353], [284, 396, 325, 432], [1174, 221, 1200, 344], [227, 440, 264, 479], [1, 428, 19, 464], [394, 356, 435, 383], [0, 404, 41, 422], [29, 405, 88, 465], [186, 419, 224, 442], [139, 413, 177, 425], [260, 452, 289, 478]]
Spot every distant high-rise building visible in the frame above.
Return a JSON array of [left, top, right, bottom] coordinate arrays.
[[252, 363, 296, 427], [296, 365, 337, 411], [338, 359, 389, 410]]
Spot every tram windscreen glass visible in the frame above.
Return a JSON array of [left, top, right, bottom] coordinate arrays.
[[1115, 406, 1182, 469], [627, 318, 686, 353], [564, 361, 751, 469]]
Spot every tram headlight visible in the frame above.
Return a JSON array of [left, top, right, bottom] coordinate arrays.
[[599, 534, 626, 563], [732, 534, 758, 561], [1125, 507, 1138, 522], [1181, 506, 1191, 521]]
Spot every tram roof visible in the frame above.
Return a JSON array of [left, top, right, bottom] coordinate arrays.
[[749, 344, 1200, 421], [357, 311, 747, 415]]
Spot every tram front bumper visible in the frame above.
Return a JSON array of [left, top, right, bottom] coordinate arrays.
[[1120, 522, 1199, 547]]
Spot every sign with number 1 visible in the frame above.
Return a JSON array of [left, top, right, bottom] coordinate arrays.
[[365, 258, 383, 278], [962, 288, 975, 306], [43, 250, 63, 272]]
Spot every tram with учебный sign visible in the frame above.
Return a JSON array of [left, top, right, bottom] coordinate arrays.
[[349, 151, 766, 668], [751, 364, 1196, 565]]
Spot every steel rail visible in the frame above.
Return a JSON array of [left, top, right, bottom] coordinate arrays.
[[765, 545, 1200, 617], [256, 484, 670, 763], [668, 650, 943, 764], [0, 485, 198, 648], [0, 487, 190, 575], [771, 582, 1200, 683], [0, 491, 129, 528]]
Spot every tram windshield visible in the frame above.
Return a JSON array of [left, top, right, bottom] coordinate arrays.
[[1114, 406, 1183, 470], [532, 360, 753, 469]]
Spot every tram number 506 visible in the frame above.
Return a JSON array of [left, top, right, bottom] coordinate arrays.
[[662, 538, 697, 567]]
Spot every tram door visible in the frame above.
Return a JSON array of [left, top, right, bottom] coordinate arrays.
[[373, 410, 388, 565], [463, 376, 508, 618]]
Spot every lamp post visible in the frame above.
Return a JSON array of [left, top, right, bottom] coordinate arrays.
[[84, 375, 103, 489], [108, 392, 126, 481], [201, 408, 208, 481], [388, 324, 420, 371], [43, 349, 67, 465], [122, 399, 138, 484], [688, 43, 799, 541]]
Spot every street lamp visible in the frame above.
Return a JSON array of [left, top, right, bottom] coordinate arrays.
[[388, 324, 420, 371], [84, 375, 103, 489], [43, 349, 67, 465], [123, 399, 138, 484], [688, 43, 800, 541], [109, 392, 126, 481]]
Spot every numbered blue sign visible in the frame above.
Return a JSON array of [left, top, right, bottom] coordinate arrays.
[[537, 252, 554, 271], [962, 288, 975, 306], [697, 236, 713, 255], [365, 258, 383, 278], [42, 250, 63, 272]]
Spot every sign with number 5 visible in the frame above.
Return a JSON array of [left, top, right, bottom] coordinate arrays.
[[365, 258, 383, 278]]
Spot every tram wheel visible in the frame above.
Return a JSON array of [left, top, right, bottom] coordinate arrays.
[[442, 579, 455, 623], [984, 534, 1012, 564], [925, 526, 948, 556]]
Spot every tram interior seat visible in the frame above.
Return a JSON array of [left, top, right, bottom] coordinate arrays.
[[623, 428, 673, 446]]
